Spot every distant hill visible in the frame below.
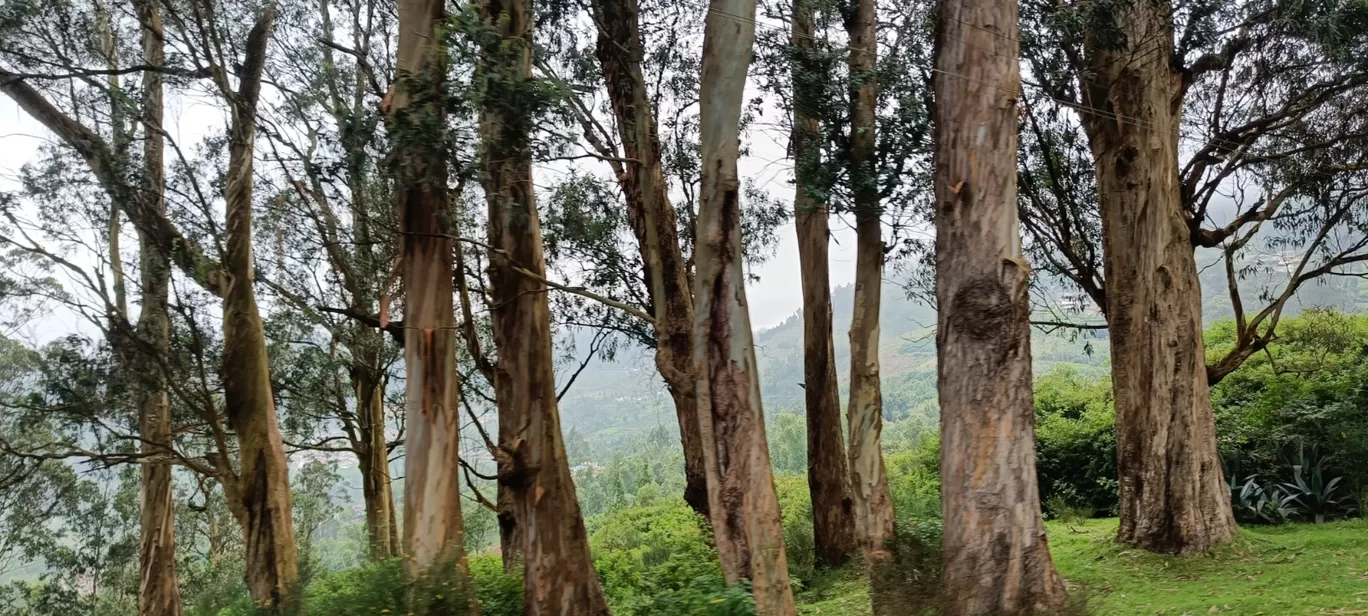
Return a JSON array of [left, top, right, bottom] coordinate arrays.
[[555, 247, 1368, 450]]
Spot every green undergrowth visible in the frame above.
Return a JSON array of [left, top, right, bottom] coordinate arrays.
[[793, 518, 1368, 615]]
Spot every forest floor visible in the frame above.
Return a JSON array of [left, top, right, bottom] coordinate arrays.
[[796, 518, 1368, 615]]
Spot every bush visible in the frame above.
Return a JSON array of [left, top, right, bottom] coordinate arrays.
[[1033, 366, 1118, 517], [885, 430, 941, 522], [588, 502, 722, 615], [773, 475, 815, 584], [302, 559, 404, 616]]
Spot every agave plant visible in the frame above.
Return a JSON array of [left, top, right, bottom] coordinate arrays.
[[1229, 475, 1299, 525], [1282, 464, 1353, 523]]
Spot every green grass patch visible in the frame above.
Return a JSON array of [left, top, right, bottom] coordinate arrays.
[[791, 519, 1368, 615], [1048, 518, 1368, 615]]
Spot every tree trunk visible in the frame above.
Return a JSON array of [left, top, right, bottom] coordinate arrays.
[[134, 1, 182, 613], [844, 0, 896, 605], [1079, 0, 1236, 555], [355, 363, 397, 560], [481, 1, 610, 613], [697, 2, 797, 613], [791, 0, 855, 570], [932, 0, 1069, 611], [591, 0, 709, 521], [217, 9, 301, 613], [391, 1, 476, 611]]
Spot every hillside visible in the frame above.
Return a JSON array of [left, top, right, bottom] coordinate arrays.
[[556, 248, 1368, 450]]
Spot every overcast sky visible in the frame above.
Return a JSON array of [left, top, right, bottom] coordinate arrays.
[[1, 88, 864, 341]]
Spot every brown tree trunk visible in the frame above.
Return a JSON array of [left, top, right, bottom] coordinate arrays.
[[791, 0, 855, 570], [481, 1, 610, 613], [696, 2, 796, 613], [843, 0, 896, 606], [591, 0, 709, 521], [1079, 0, 1236, 555], [496, 486, 520, 573], [932, 0, 1069, 611], [134, 1, 182, 613], [355, 363, 397, 561], [216, 9, 301, 614], [391, 1, 476, 612]]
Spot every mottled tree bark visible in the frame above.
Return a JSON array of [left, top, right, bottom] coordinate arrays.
[[218, 11, 301, 613], [391, 1, 476, 612], [844, 0, 896, 606], [790, 0, 855, 570], [354, 364, 397, 560], [591, 0, 709, 521], [697, 1, 797, 614], [1079, 0, 1236, 555], [481, 0, 610, 613], [134, 1, 182, 613], [932, 0, 1069, 612]]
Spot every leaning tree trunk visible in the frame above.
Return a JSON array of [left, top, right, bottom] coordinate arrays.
[[1079, 0, 1236, 555], [932, 0, 1069, 611], [134, 1, 182, 613], [592, 0, 709, 520], [218, 9, 301, 613], [391, 0, 475, 612], [844, 0, 896, 605], [354, 360, 397, 560], [481, 0, 610, 613], [791, 0, 855, 570], [696, 1, 796, 614]]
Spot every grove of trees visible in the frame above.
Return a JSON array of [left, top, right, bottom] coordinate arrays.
[[1, 0, 1366, 614]]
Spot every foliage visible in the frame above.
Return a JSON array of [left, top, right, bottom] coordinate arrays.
[[1211, 310, 1368, 517], [587, 502, 722, 615], [1032, 366, 1119, 517]]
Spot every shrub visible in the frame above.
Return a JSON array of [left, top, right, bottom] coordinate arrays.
[[302, 559, 404, 616], [588, 502, 722, 615], [1033, 367, 1118, 517]]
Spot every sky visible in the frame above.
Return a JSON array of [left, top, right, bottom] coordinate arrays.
[[0, 85, 863, 342]]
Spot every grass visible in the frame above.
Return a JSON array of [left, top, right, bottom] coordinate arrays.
[[1051, 518, 1368, 615], [793, 518, 1368, 615]]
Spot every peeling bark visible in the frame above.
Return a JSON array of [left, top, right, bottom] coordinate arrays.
[[392, 0, 476, 611], [844, 0, 896, 606], [591, 0, 709, 521], [697, 1, 797, 613], [354, 364, 397, 560], [216, 10, 301, 613], [932, 0, 1069, 611], [481, 0, 610, 613], [1079, 0, 1236, 555], [791, 0, 855, 570], [133, 1, 181, 613]]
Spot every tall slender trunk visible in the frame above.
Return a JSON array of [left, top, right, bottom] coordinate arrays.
[[391, 1, 475, 611], [1079, 0, 1235, 555], [591, 0, 709, 521], [218, 11, 301, 613], [481, 1, 609, 613], [697, 2, 796, 613], [134, 1, 181, 613], [354, 362, 397, 560], [932, 0, 1068, 611], [791, 0, 855, 570], [844, 0, 896, 606]]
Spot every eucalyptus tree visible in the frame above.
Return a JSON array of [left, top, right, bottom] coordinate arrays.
[[1020, 0, 1368, 553], [388, 0, 478, 612], [255, 0, 403, 562], [751, 0, 931, 584], [477, 0, 612, 611], [696, 0, 796, 613], [1, 0, 303, 608], [932, 0, 1067, 609]]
